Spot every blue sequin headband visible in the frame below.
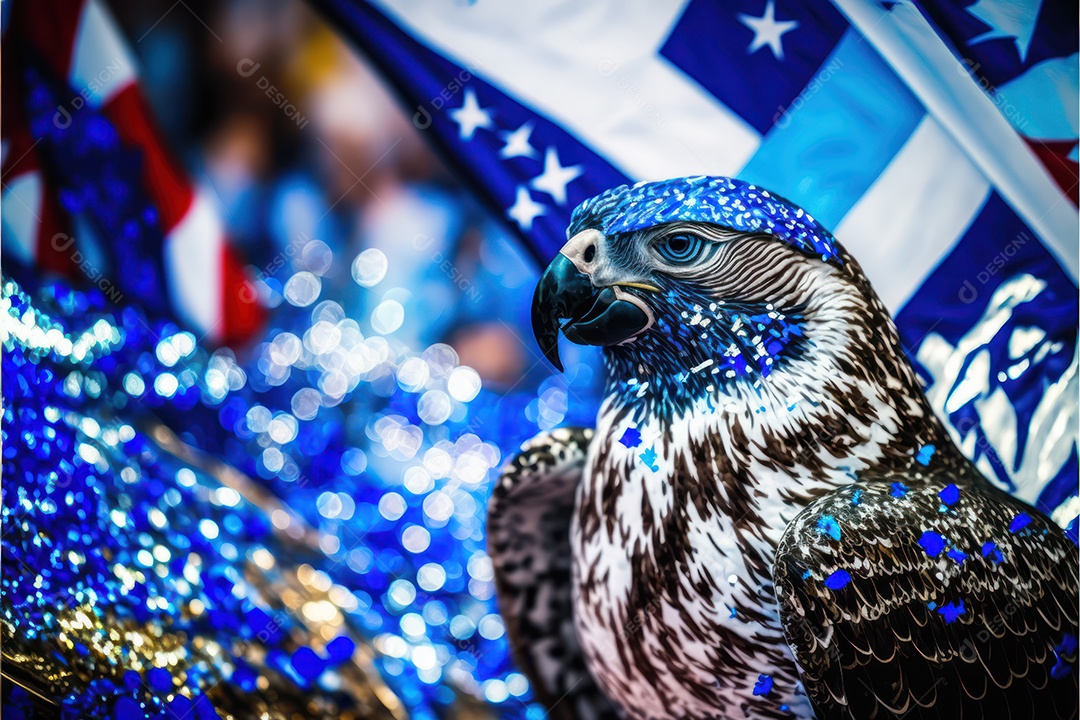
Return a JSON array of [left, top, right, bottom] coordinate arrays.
[[567, 175, 841, 263]]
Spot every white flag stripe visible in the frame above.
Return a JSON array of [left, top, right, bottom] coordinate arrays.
[[832, 0, 1079, 282], [69, 0, 138, 109], [164, 191, 223, 339], [836, 115, 991, 312], [372, 0, 761, 181], [1, 172, 44, 264]]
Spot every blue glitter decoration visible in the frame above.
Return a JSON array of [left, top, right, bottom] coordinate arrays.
[[915, 444, 936, 466], [919, 531, 947, 557], [937, 600, 967, 624], [568, 176, 841, 263], [850, 489, 863, 506], [981, 540, 1005, 564], [938, 484, 960, 506], [816, 515, 842, 541], [639, 446, 660, 472], [618, 427, 642, 448], [0, 272, 591, 719], [22, 58, 171, 319], [890, 482, 909, 498], [752, 674, 774, 696], [1010, 512, 1034, 533], [824, 570, 852, 590], [947, 548, 968, 565]]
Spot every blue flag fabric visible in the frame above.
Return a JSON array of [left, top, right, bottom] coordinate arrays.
[[311, 0, 1079, 532]]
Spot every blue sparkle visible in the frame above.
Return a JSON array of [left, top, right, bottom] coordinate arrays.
[[927, 601, 937, 610], [850, 489, 863, 506], [889, 482, 909, 498], [947, 548, 968, 564], [1009, 512, 1033, 533], [639, 447, 660, 472], [618, 427, 642, 448], [937, 599, 966, 624], [800, 569, 813, 580], [1059, 633, 1078, 656], [728, 605, 738, 619], [824, 569, 852, 590], [815, 515, 842, 541], [753, 674, 774, 696], [1051, 634, 1076, 679], [916, 444, 936, 466], [938, 484, 959, 506], [981, 541, 1005, 564], [570, 176, 842, 263], [918, 530, 947, 557]]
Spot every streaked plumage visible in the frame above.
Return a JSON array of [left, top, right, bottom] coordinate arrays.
[[488, 176, 1078, 719]]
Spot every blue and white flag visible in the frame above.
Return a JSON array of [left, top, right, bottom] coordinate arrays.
[[312, 0, 1079, 533]]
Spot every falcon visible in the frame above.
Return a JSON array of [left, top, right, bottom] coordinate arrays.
[[487, 176, 1078, 720]]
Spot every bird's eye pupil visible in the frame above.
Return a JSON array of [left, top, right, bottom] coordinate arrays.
[[656, 234, 704, 264]]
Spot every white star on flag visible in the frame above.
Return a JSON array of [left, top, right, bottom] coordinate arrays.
[[966, 0, 1041, 63], [499, 122, 539, 159], [507, 186, 546, 231], [449, 88, 493, 140], [738, 0, 799, 61], [530, 147, 584, 205]]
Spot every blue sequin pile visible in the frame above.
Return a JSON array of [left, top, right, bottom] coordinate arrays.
[[1, 274, 581, 718]]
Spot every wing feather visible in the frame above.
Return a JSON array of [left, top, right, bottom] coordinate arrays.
[[487, 427, 619, 720], [774, 479, 1079, 720]]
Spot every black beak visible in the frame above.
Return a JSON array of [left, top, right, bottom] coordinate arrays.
[[531, 254, 650, 371]]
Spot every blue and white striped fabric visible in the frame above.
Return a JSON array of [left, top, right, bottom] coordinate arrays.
[[312, 0, 1079, 533]]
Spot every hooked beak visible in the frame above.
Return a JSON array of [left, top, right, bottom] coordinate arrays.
[[531, 254, 653, 371]]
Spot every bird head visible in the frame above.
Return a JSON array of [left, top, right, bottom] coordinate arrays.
[[533, 176, 878, 404]]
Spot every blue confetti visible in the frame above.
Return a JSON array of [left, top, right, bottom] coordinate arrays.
[[753, 674, 774, 696], [639, 446, 660, 472], [618, 427, 642, 448], [937, 599, 966, 624], [918, 530, 947, 557], [947, 548, 968, 564], [927, 601, 937, 610], [816, 515, 842, 541], [938, 484, 959, 506], [889, 482, 909, 498], [1010, 512, 1033, 533], [801, 569, 813, 580], [1051, 635, 1076, 679], [850, 489, 863, 506], [824, 569, 852, 590], [981, 541, 1005, 564], [916, 444, 936, 466], [728, 605, 738, 619]]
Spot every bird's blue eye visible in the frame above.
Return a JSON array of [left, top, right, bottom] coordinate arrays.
[[655, 233, 706, 265]]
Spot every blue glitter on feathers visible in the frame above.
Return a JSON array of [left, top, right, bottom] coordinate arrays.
[[1010, 512, 1033, 533], [824, 569, 852, 590], [568, 176, 841, 263], [919, 531, 947, 557], [816, 515, 842, 541]]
